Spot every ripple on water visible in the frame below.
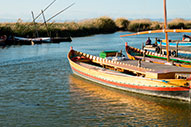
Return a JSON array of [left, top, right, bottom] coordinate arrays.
[[1, 33, 191, 126]]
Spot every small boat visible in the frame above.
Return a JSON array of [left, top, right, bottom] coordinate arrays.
[[13, 36, 72, 45], [14, 36, 50, 45], [0, 35, 7, 46], [68, 47, 191, 101], [157, 40, 191, 47], [125, 42, 191, 68], [157, 34, 191, 47]]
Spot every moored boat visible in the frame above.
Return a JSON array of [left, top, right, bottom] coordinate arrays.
[[0, 35, 7, 46], [13, 36, 72, 45], [14, 36, 50, 45], [125, 43, 191, 68], [157, 34, 191, 47], [68, 47, 191, 101]]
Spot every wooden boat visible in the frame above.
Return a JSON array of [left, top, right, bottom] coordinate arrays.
[[14, 36, 51, 45], [144, 44, 191, 58], [68, 47, 191, 101], [0, 35, 6, 46], [157, 34, 191, 47], [125, 43, 191, 68], [14, 36, 72, 45], [157, 40, 191, 47], [157, 41, 191, 47], [120, 0, 191, 67]]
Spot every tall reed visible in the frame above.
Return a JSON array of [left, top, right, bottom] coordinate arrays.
[[0, 17, 191, 37], [115, 18, 129, 31]]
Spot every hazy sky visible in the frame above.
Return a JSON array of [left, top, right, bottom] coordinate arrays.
[[0, 0, 191, 22]]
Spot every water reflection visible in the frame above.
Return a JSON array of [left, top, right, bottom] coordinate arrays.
[[69, 74, 191, 126], [1, 32, 191, 126]]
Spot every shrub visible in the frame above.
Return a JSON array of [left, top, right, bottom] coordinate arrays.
[[93, 16, 117, 33], [168, 18, 186, 29], [128, 19, 152, 32], [115, 18, 129, 31]]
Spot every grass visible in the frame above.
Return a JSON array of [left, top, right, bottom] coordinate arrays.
[[0, 17, 191, 37], [168, 18, 191, 29]]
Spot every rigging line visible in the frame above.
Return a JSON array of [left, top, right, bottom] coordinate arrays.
[[46, 3, 75, 22], [119, 34, 134, 46], [33, 0, 57, 22]]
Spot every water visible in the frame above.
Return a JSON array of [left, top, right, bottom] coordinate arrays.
[[0, 32, 191, 127]]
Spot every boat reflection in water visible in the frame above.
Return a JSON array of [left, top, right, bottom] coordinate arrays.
[[69, 74, 191, 126]]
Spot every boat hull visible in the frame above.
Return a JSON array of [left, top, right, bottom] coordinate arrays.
[[126, 44, 191, 67], [157, 41, 191, 47], [68, 52, 190, 101]]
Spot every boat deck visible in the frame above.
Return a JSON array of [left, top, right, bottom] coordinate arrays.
[[121, 60, 191, 73], [92, 58, 191, 79], [72, 49, 191, 79]]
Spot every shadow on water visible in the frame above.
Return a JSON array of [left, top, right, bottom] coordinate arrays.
[[69, 74, 191, 127]]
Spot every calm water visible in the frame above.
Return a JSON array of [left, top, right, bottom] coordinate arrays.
[[0, 32, 191, 127]]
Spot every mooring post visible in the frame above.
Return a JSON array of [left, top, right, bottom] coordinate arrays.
[[160, 40, 162, 54], [142, 42, 144, 50], [155, 38, 158, 46], [138, 59, 141, 67], [189, 89, 191, 102], [176, 41, 179, 57], [189, 79, 191, 102], [143, 49, 146, 61]]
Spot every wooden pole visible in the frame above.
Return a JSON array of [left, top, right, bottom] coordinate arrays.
[[142, 42, 144, 50], [31, 11, 39, 37], [143, 50, 145, 61], [41, 10, 50, 37], [155, 38, 158, 46], [33, 0, 56, 22], [160, 40, 162, 54], [176, 41, 179, 57], [46, 3, 75, 22], [164, 0, 170, 62]]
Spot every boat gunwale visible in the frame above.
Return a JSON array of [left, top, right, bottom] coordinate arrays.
[[68, 49, 190, 90]]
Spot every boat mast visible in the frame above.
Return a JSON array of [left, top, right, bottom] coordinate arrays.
[[163, 0, 170, 62]]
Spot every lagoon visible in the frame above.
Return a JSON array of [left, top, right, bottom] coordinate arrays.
[[0, 32, 191, 126]]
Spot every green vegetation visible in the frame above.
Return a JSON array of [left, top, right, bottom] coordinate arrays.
[[115, 18, 129, 31], [1, 17, 191, 37], [168, 18, 191, 29]]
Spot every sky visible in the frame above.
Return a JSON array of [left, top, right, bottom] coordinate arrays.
[[0, 0, 191, 22]]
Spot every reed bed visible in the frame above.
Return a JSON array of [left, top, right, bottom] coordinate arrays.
[[0, 17, 191, 37], [168, 18, 191, 29], [115, 18, 129, 31]]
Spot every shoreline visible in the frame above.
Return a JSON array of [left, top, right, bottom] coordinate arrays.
[[0, 17, 191, 38]]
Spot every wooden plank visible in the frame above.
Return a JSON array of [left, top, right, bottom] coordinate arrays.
[[92, 58, 191, 79]]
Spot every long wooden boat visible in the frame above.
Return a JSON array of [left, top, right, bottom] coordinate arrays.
[[68, 47, 191, 101], [157, 40, 191, 47], [14, 36, 50, 45], [125, 43, 191, 68], [0, 35, 7, 46], [157, 34, 191, 47], [144, 45, 191, 58], [14, 36, 72, 45]]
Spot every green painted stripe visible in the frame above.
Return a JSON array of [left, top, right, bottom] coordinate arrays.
[[146, 55, 191, 64]]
